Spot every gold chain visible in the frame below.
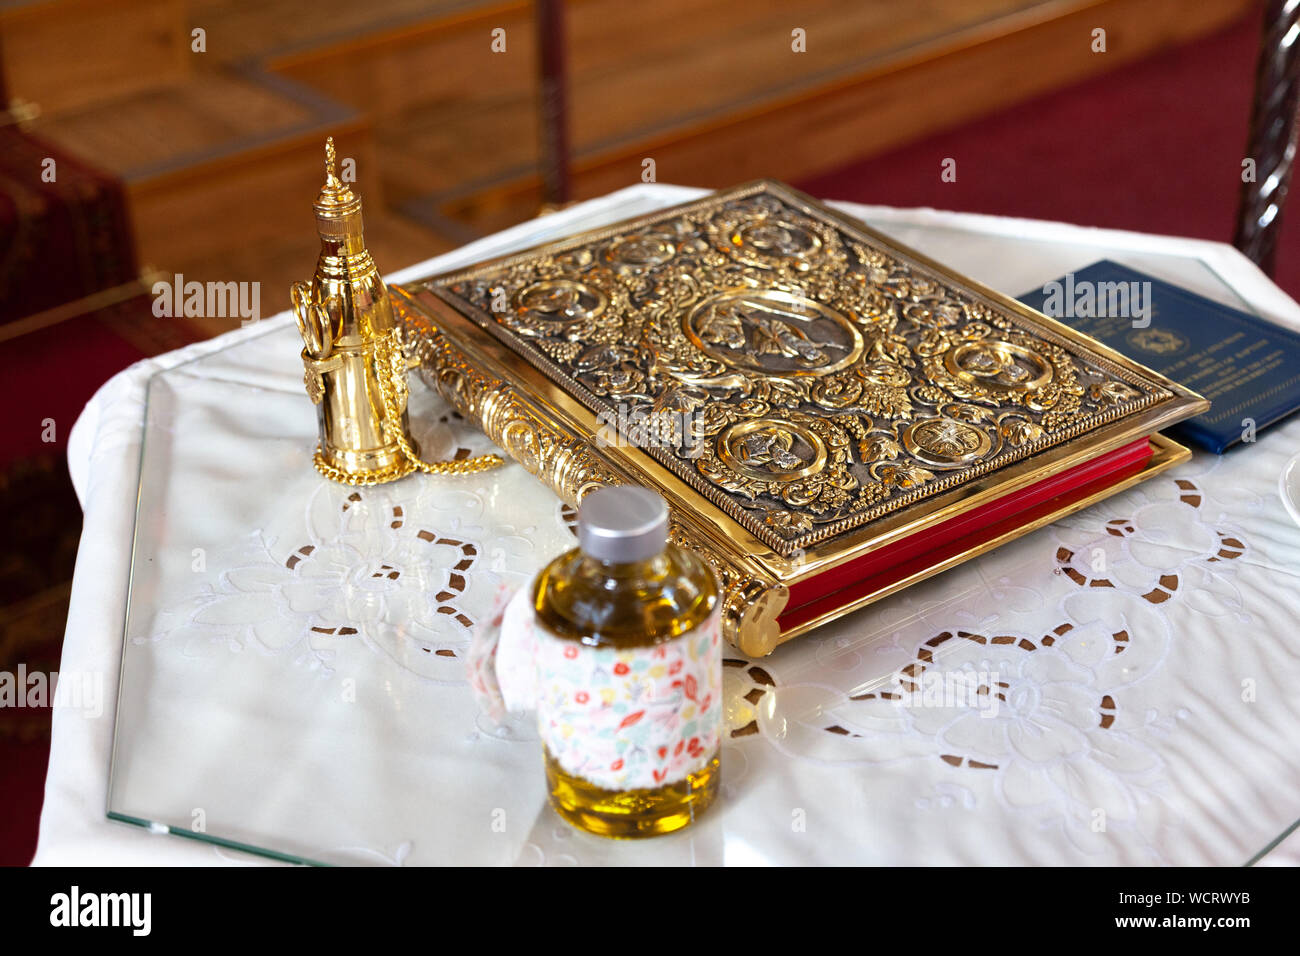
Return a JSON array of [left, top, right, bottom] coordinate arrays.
[[313, 329, 503, 485], [312, 449, 415, 485]]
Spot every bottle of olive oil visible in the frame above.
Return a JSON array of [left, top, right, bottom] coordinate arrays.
[[532, 486, 722, 838]]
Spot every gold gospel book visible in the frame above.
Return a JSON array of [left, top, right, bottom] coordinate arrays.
[[391, 181, 1207, 656]]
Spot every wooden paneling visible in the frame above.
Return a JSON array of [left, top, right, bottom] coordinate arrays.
[[270, 0, 1060, 203], [1, 0, 1256, 329], [424, 0, 1255, 234], [268, 1, 535, 121], [125, 120, 376, 268], [32, 72, 321, 176], [0, 0, 189, 115], [31, 68, 377, 267], [190, 0, 481, 65]]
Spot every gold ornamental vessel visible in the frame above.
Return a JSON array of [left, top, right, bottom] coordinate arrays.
[[291, 138, 501, 485]]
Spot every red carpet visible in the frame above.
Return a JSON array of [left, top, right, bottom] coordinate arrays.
[[795, 3, 1296, 299], [0, 127, 138, 322], [0, 734, 52, 866], [0, 297, 202, 867]]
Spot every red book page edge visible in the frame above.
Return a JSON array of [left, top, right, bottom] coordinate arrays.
[[778, 436, 1155, 632]]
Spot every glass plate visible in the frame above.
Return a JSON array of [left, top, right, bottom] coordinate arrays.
[[109, 214, 1300, 864]]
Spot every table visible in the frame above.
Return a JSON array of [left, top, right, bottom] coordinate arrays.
[[35, 185, 1300, 865]]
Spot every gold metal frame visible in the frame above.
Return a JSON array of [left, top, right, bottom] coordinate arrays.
[[394, 181, 1207, 656]]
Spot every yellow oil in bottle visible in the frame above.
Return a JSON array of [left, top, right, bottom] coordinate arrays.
[[533, 487, 721, 838], [544, 748, 721, 838]]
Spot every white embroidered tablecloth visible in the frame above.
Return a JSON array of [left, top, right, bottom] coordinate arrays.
[[35, 184, 1300, 865]]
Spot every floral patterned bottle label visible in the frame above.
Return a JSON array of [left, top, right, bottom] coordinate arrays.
[[535, 610, 722, 792]]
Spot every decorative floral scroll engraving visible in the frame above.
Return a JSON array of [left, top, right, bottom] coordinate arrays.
[[421, 186, 1169, 557]]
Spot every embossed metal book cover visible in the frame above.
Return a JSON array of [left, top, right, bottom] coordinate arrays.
[[394, 181, 1207, 655]]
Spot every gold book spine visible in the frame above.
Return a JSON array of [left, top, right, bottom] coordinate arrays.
[[396, 293, 787, 657]]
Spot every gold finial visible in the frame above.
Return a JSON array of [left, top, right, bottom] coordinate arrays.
[[314, 136, 357, 215]]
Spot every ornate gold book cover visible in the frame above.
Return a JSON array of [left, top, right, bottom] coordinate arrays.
[[393, 181, 1207, 656]]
